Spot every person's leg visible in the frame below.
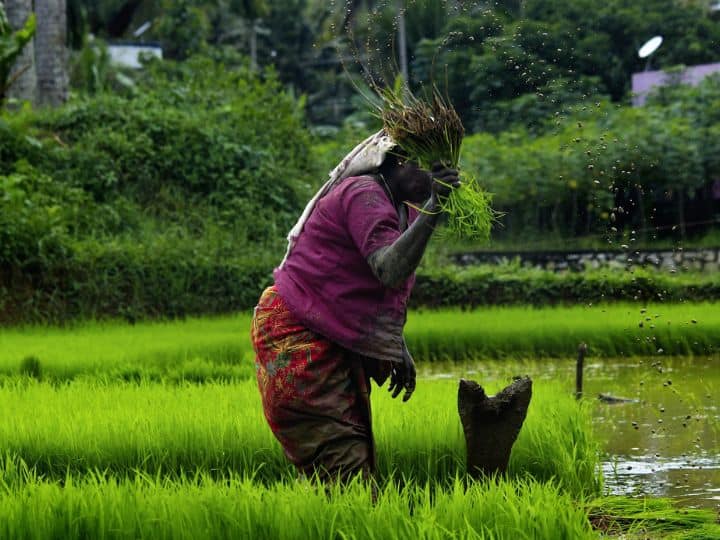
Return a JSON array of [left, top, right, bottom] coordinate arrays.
[[252, 293, 378, 490], [320, 356, 380, 499], [308, 436, 373, 482], [306, 435, 379, 502]]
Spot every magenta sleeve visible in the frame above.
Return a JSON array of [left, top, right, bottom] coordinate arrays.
[[341, 178, 402, 260]]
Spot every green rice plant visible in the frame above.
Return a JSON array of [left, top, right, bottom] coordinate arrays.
[[0, 314, 255, 381], [18, 355, 41, 380], [403, 303, 720, 360], [379, 82, 464, 170], [378, 81, 495, 240], [0, 379, 601, 496], [586, 496, 720, 539], [0, 472, 598, 540], [434, 174, 497, 240], [2, 466, 716, 539], [1, 303, 719, 384], [509, 387, 602, 497]]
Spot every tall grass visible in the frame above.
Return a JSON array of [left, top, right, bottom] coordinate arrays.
[[0, 472, 597, 540], [0, 379, 600, 496], [0, 303, 718, 382], [2, 465, 716, 540]]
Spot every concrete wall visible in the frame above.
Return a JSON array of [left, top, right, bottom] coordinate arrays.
[[453, 248, 720, 272], [632, 63, 720, 106]]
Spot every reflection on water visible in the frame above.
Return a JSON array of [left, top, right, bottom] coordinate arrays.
[[602, 454, 720, 503], [420, 356, 719, 509]]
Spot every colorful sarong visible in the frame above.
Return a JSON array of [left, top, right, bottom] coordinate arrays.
[[251, 285, 376, 480]]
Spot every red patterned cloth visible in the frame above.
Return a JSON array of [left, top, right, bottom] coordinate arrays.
[[251, 285, 380, 480]]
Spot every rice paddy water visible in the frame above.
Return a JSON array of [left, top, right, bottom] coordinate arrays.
[[421, 355, 720, 510]]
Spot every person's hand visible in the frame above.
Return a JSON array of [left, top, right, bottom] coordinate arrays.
[[430, 162, 461, 201], [388, 344, 416, 402]]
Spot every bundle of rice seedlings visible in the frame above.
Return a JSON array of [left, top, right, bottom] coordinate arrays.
[[381, 89, 464, 170], [378, 82, 497, 240]]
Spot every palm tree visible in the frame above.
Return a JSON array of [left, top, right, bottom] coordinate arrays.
[[34, 0, 69, 106], [343, 0, 408, 84], [227, 0, 269, 69], [3, 0, 37, 105]]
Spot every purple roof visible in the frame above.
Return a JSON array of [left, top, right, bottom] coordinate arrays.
[[632, 63, 720, 106]]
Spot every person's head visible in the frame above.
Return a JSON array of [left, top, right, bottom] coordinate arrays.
[[377, 149, 433, 204]]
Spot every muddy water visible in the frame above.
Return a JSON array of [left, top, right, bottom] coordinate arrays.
[[420, 356, 719, 509]]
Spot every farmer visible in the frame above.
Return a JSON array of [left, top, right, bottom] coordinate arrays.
[[251, 129, 459, 482]]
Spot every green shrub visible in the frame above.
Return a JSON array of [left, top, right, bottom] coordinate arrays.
[[0, 235, 275, 324], [0, 55, 318, 324], [5, 250, 720, 324], [1, 55, 315, 232], [461, 82, 717, 240], [0, 165, 88, 266], [411, 265, 720, 308]]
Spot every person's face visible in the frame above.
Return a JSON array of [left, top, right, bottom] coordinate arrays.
[[388, 156, 433, 203]]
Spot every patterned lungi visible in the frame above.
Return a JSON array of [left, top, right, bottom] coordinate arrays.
[[251, 285, 379, 481]]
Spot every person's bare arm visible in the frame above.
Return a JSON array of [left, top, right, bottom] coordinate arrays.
[[367, 166, 459, 288], [367, 198, 441, 288]]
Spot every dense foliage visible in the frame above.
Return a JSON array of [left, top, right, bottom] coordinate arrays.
[[413, 0, 720, 133], [64, 1, 720, 128], [463, 75, 720, 240], [2, 2, 719, 323], [0, 56, 314, 323], [411, 264, 720, 309]]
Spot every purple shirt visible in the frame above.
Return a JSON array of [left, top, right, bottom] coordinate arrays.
[[274, 175, 416, 363]]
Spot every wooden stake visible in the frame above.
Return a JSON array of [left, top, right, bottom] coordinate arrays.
[[576, 343, 588, 400], [458, 376, 532, 478]]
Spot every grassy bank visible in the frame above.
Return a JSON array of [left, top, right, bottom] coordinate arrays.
[[0, 315, 255, 381], [405, 302, 720, 360], [1, 303, 718, 382]]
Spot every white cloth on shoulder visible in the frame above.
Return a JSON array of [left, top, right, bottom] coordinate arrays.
[[279, 129, 396, 268]]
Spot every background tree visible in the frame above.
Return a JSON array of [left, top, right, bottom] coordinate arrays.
[[34, 0, 69, 106], [3, 0, 37, 106], [58, 0, 720, 129], [4, 0, 68, 107]]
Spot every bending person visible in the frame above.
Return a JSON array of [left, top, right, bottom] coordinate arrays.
[[251, 130, 459, 482]]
